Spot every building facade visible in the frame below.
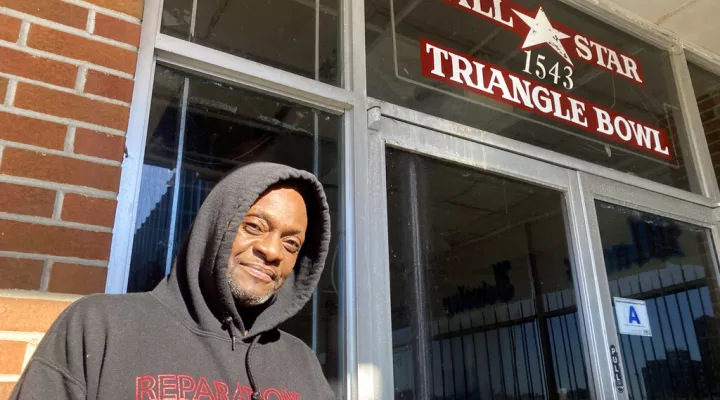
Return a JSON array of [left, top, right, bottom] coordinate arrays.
[[2, 0, 720, 399]]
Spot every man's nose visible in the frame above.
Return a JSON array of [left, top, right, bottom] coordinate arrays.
[[255, 232, 283, 264]]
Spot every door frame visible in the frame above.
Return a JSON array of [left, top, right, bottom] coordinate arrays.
[[576, 172, 720, 400], [362, 113, 612, 400]]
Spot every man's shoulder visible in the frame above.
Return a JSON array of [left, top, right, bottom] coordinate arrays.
[[62, 292, 157, 325], [275, 330, 317, 358]]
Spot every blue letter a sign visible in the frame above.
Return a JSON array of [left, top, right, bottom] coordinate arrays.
[[628, 306, 641, 324]]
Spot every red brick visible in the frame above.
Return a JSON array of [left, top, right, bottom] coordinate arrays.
[[14, 83, 130, 130], [0, 220, 112, 260], [703, 118, 720, 137], [0, 258, 44, 290], [0, 147, 121, 192], [0, 14, 22, 42], [0, 182, 56, 218], [0, 77, 7, 101], [27, 25, 137, 74], [74, 128, 125, 161], [4, 0, 88, 30], [94, 14, 140, 47], [84, 70, 133, 102], [0, 341, 27, 374], [48, 263, 107, 295], [0, 382, 16, 400], [62, 193, 117, 227], [0, 47, 78, 88], [82, 0, 143, 19], [0, 112, 67, 150], [0, 297, 72, 332], [698, 96, 715, 113]]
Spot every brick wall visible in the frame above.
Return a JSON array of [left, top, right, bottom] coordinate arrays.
[[698, 89, 720, 185], [0, 0, 143, 396]]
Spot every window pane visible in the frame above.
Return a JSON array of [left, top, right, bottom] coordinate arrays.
[[596, 201, 720, 399], [367, 0, 693, 192], [387, 148, 590, 399], [161, 0, 340, 86], [687, 62, 720, 193], [129, 64, 344, 396]]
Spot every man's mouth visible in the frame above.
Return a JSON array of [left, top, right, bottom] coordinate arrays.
[[242, 264, 275, 283]]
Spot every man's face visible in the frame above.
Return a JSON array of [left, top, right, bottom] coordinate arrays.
[[227, 185, 308, 306]]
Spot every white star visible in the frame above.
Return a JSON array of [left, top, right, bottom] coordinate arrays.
[[513, 7, 574, 66]]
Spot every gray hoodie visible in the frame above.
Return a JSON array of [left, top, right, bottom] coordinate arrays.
[[10, 162, 334, 400]]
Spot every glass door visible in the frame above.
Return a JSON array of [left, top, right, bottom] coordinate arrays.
[[386, 148, 590, 400], [361, 117, 607, 400], [579, 173, 720, 400]]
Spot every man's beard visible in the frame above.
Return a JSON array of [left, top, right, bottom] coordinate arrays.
[[227, 265, 277, 306]]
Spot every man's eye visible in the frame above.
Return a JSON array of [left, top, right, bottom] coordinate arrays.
[[284, 241, 300, 253], [244, 222, 262, 234]]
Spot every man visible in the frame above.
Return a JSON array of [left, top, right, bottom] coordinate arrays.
[[11, 163, 334, 400]]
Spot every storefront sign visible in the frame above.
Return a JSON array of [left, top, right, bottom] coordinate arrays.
[[420, 38, 672, 159], [442, 0, 645, 85], [614, 297, 652, 337]]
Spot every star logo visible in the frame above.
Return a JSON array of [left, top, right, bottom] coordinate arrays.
[[513, 7, 574, 66]]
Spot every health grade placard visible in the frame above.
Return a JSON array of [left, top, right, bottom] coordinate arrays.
[[614, 297, 652, 337]]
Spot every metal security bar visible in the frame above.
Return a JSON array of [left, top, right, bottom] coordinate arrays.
[[393, 291, 590, 400]]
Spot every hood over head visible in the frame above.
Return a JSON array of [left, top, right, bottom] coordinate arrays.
[[152, 162, 331, 340]]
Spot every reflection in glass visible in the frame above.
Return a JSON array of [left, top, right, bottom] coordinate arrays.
[[387, 148, 590, 399], [366, 0, 693, 192], [596, 201, 720, 400], [687, 63, 720, 193], [128, 65, 344, 397], [161, 0, 340, 86]]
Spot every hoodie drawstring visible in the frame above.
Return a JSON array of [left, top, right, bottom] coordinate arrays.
[[221, 315, 237, 351], [222, 314, 263, 400], [246, 334, 262, 400]]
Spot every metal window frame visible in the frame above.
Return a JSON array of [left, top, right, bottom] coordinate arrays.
[[557, 0, 720, 202], [576, 171, 720, 400], [107, 0, 720, 399], [366, 113, 720, 400], [367, 115, 612, 399], [106, 0, 368, 399], [372, 101, 717, 208]]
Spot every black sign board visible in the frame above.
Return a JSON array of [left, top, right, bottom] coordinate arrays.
[[610, 345, 624, 393]]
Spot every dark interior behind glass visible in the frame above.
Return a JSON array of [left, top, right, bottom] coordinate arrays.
[[161, 0, 340, 86], [386, 148, 590, 400]]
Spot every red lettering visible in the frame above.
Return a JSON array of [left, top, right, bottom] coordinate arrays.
[[231, 383, 245, 400], [179, 375, 196, 400], [158, 374, 179, 400], [213, 381, 230, 400], [136, 376, 158, 400], [262, 388, 282, 400], [240, 386, 253, 400], [193, 377, 215, 400], [279, 389, 301, 400]]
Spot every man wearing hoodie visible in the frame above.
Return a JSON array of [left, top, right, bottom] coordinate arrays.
[[10, 162, 334, 400]]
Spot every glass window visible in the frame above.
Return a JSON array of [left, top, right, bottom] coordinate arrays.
[[367, 0, 694, 192], [128, 64, 343, 396], [386, 148, 590, 399], [687, 62, 720, 192], [596, 201, 720, 400], [161, 0, 340, 86]]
